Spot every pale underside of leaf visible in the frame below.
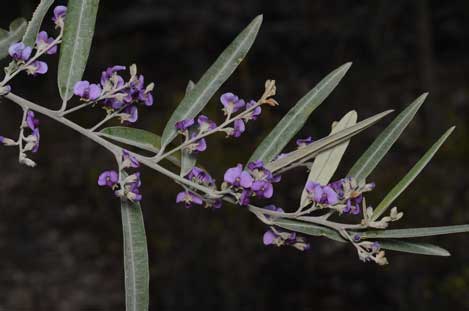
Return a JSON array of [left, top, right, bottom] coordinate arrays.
[[371, 126, 455, 221], [248, 62, 352, 164], [160, 15, 263, 149], [378, 240, 450, 256], [347, 93, 428, 182], [22, 0, 55, 47], [265, 110, 393, 173], [299, 110, 357, 207], [58, 0, 100, 101]]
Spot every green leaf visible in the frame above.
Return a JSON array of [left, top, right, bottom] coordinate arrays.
[[347, 93, 428, 182], [58, 0, 100, 101], [180, 80, 197, 176], [160, 15, 263, 149], [22, 0, 55, 47], [272, 219, 346, 243], [0, 18, 28, 60], [299, 111, 357, 207], [120, 198, 149, 311], [371, 126, 455, 221], [358, 224, 469, 239], [265, 110, 393, 173], [378, 240, 450, 256], [248, 62, 352, 163], [100, 126, 180, 167]]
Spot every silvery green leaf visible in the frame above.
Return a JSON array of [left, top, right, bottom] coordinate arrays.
[[0, 18, 28, 60], [180, 80, 197, 176], [299, 110, 357, 207], [160, 15, 262, 149], [265, 110, 393, 173], [272, 219, 346, 242], [371, 126, 455, 221], [378, 240, 450, 256], [248, 62, 352, 164], [120, 198, 149, 311], [22, 0, 55, 47], [58, 0, 100, 101], [358, 224, 469, 239], [100, 126, 180, 166], [347, 93, 428, 182]]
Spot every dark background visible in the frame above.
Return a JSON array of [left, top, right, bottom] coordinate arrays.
[[1, 1, 469, 310]]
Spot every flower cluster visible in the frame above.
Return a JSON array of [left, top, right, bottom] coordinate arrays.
[[73, 64, 154, 124], [304, 177, 375, 214], [98, 150, 142, 202], [176, 167, 221, 208], [262, 205, 310, 251], [353, 240, 388, 265], [220, 93, 261, 137], [19, 111, 40, 167], [175, 115, 216, 153], [223, 160, 280, 206]]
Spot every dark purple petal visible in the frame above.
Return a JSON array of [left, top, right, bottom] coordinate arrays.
[[175, 118, 194, 131]]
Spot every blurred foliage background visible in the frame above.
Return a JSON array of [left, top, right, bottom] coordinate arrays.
[[1, 0, 469, 310]]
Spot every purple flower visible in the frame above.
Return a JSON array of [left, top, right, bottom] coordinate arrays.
[[36, 31, 57, 55], [197, 115, 217, 132], [175, 118, 194, 131], [251, 180, 274, 198], [98, 170, 119, 188], [247, 160, 264, 171], [26, 110, 39, 130], [74, 81, 102, 100], [328, 177, 373, 214], [220, 93, 245, 115], [244, 100, 261, 121], [139, 90, 153, 107], [52, 6, 67, 27], [305, 182, 338, 205], [100, 65, 126, 86], [8, 42, 32, 61], [187, 133, 206, 153], [239, 189, 252, 206], [176, 191, 203, 208], [228, 119, 245, 137], [122, 150, 139, 168], [263, 229, 310, 251], [296, 136, 313, 148], [224, 164, 253, 188], [31, 128, 40, 153], [26, 61, 48, 76], [185, 167, 214, 186], [122, 105, 138, 123], [125, 173, 143, 202]]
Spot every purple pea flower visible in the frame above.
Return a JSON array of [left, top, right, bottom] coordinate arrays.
[[31, 128, 40, 153], [187, 133, 206, 153], [8, 42, 32, 61], [296, 136, 313, 148], [176, 191, 203, 208], [175, 118, 194, 131], [263, 229, 310, 251], [220, 92, 245, 115], [185, 166, 214, 186], [98, 170, 119, 188], [122, 150, 139, 168], [36, 31, 57, 55], [26, 110, 39, 130], [228, 119, 245, 138], [251, 180, 274, 198], [244, 100, 261, 121], [139, 90, 153, 107], [122, 105, 138, 123], [239, 189, 252, 206], [224, 164, 253, 188], [52, 6, 67, 27], [125, 172, 143, 202], [305, 181, 338, 205], [197, 115, 217, 133], [100, 65, 126, 87], [74, 81, 102, 100], [26, 61, 48, 76]]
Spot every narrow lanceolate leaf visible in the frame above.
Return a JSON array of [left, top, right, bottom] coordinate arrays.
[[265, 110, 393, 173], [347, 93, 428, 182], [58, 0, 100, 101], [272, 219, 346, 243], [121, 198, 150, 311], [99, 126, 180, 166], [160, 15, 263, 149], [299, 111, 357, 207], [0, 18, 27, 60], [359, 224, 469, 239], [180, 80, 197, 176], [371, 126, 455, 221], [248, 62, 352, 164], [378, 240, 450, 256], [22, 0, 55, 47]]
